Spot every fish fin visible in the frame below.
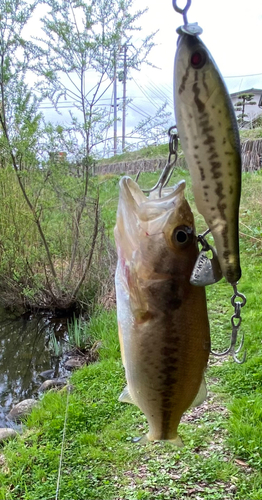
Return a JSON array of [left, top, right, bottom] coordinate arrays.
[[132, 435, 148, 444], [132, 434, 184, 447], [190, 377, 207, 408], [117, 321, 125, 367], [166, 435, 184, 447], [118, 386, 135, 405]]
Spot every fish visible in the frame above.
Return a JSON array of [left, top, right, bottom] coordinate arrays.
[[114, 176, 210, 444], [174, 30, 242, 284]]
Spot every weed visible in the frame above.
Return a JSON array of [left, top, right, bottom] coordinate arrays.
[[1, 168, 262, 499], [67, 316, 90, 350], [49, 331, 63, 357]]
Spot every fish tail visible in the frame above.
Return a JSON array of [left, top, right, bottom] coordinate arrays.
[[132, 434, 184, 447]]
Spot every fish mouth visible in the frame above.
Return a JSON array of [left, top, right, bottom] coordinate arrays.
[[116, 176, 195, 258], [119, 176, 147, 208], [119, 176, 185, 200], [119, 176, 187, 221]]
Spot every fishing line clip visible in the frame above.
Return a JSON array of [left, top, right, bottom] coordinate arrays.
[[172, 0, 191, 25], [211, 284, 246, 364], [136, 126, 178, 197], [172, 0, 203, 36]]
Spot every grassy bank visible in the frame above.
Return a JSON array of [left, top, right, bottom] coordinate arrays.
[[96, 128, 262, 166], [0, 164, 115, 313], [97, 143, 170, 165], [1, 168, 262, 499]]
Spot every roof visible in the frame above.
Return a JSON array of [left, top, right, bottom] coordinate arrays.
[[230, 88, 262, 97]]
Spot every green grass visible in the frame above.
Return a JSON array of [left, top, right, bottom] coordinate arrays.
[[1, 168, 262, 499], [67, 316, 93, 350], [239, 127, 262, 140], [97, 129, 262, 166], [97, 143, 170, 165]]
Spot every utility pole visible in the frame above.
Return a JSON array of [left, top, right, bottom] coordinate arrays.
[[122, 44, 127, 153], [113, 54, 117, 156]]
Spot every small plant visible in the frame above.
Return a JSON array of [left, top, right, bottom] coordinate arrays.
[[49, 332, 63, 357], [67, 316, 90, 350]]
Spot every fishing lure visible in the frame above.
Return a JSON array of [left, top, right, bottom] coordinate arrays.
[[173, 1, 242, 286], [172, 0, 246, 363]]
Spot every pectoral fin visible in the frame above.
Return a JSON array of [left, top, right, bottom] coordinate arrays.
[[117, 321, 125, 367], [190, 377, 207, 408], [119, 385, 135, 405]]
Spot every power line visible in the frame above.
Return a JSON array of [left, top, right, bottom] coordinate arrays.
[[131, 78, 160, 110], [145, 82, 172, 107], [127, 103, 152, 119], [39, 101, 115, 110], [224, 72, 262, 79], [128, 102, 152, 117]]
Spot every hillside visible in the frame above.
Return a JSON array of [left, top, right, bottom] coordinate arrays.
[[97, 128, 262, 166]]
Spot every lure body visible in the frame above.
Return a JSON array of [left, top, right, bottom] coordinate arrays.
[[114, 177, 210, 444], [174, 32, 242, 284]]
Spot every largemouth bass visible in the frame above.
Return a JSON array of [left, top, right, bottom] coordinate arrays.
[[174, 31, 242, 284], [114, 177, 210, 444]]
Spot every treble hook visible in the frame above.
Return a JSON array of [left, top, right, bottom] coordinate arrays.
[[172, 0, 191, 25], [136, 126, 178, 197], [211, 284, 246, 364]]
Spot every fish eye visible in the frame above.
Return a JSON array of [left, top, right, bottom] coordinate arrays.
[[191, 49, 206, 69], [172, 225, 193, 247]]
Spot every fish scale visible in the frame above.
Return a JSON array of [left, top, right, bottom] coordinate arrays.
[[114, 177, 210, 444], [174, 32, 241, 284]]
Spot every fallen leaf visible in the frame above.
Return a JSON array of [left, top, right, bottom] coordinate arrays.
[[235, 459, 249, 467]]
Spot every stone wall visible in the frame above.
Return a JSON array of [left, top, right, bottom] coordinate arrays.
[[241, 139, 262, 171], [95, 139, 262, 175], [95, 156, 187, 175]]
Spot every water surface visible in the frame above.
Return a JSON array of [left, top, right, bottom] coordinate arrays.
[[0, 309, 68, 427]]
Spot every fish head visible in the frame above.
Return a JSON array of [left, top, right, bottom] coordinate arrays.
[[114, 177, 198, 280], [174, 33, 220, 106]]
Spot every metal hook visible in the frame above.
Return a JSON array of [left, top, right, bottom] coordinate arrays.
[[136, 126, 178, 197], [197, 229, 211, 251], [211, 329, 246, 363], [135, 171, 141, 183], [211, 283, 246, 363], [172, 0, 191, 25]]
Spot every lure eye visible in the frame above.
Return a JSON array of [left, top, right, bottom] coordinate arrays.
[[172, 225, 193, 247], [191, 49, 206, 69]]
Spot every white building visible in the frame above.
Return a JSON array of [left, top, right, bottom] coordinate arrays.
[[230, 88, 262, 128]]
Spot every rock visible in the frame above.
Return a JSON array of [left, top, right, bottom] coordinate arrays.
[[0, 428, 18, 444], [7, 399, 37, 421], [64, 356, 85, 370], [39, 379, 66, 392], [39, 369, 55, 380]]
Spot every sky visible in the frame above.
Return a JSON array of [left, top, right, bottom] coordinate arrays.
[[34, 0, 262, 154], [129, 0, 262, 112], [116, 0, 262, 151], [134, 0, 262, 88]]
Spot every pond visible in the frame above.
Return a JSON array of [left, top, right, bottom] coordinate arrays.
[[0, 308, 70, 427]]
